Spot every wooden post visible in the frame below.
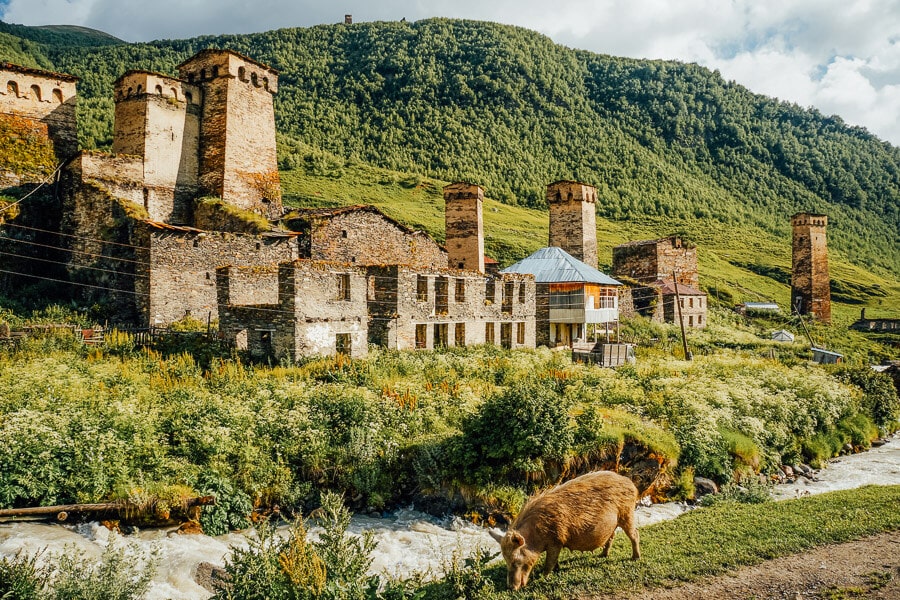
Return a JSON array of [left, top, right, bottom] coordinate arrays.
[[673, 273, 691, 361]]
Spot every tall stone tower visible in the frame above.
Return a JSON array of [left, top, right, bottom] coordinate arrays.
[[547, 180, 598, 268], [112, 70, 200, 223], [791, 213, 831, 323], [443, 182, 485, 273], [0, 63, 78, 163], [176, 49, 282, 219]]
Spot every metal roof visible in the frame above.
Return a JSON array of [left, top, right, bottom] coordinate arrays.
[[501, 247, 621, 285]]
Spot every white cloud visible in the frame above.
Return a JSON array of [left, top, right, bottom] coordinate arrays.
[[2, 0, 900, 145]]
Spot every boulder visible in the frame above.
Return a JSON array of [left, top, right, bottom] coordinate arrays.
[[693, 476, 718, 496]]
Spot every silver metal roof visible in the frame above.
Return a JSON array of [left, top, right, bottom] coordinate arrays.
[[501, 247, 622, 285]]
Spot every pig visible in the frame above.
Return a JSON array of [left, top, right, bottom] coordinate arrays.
[[489, 470, 640, 590]]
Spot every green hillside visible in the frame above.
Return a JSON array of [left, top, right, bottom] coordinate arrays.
[[1, 19, 898, 319]]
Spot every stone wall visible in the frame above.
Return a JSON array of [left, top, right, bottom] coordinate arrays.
[[662, 292, 708, 329], [547, 181, 598, 269], [178, 50, 282, 219], [0, 63, 78, 161], [443, 182, 484, 272], [292, 207, 448, 269], [138, 226, 298, 325], [367, 265, 535, 350], [791, 213, 831, 323], [612, 236, 698, 288]]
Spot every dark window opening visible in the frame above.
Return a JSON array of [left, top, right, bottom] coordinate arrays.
[[337, 273, 351, 300], [485, 322, 495, 344], [455, 278, 466, 303], [415, 324, 427, 349], [434, 323, 448, 348], [435, 277, 449, 314], [485, 279, 495, 304], [500, 323, 512, 349], [416, 275, 428, 302], [336, 333, 351, 356], [517, 322, 525, 345], [502, 281, 514, 314], [518, 283, 526, 304], [455, 323, 466, 347]]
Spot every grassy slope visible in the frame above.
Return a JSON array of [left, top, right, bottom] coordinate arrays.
[[279, 158, 900, 326], [422, 485, 900, 599]]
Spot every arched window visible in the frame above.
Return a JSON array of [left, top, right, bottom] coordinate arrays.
[[170, 87, 178, 100], [262, 77, 269, 90], [155, 85, 163, 95], [184, 91, 193, 104], [52, 88, 64, 103], [238, 66, 247, 81], [187, 74, 195, 83], [30, 84, 41, 101], [211, 66, 219, 78], [251, 72, 259, 87], [136, 84, 143, 94], [127, 87, 133, 97], [200, 69, 207, 80], [6, 81, 18, 96]]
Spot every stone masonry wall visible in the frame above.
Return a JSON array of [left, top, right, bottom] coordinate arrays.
[[306, 209, 448, 269], [791, 213, 830, 323], [368, 265, 535, 350], [0, 63, 78, 162], [612, 237, 698, 288], [138, 227, 297, 326]]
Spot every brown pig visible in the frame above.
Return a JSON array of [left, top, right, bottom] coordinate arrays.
[[489, 470, 640, 590]]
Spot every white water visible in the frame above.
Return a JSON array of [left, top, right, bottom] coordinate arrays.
[[0, 434, 897, 599]]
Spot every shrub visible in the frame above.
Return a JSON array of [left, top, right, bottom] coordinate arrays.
[[0, 551, 45, 600], [198, 472, 253, 536], [834, 366, 900, 430], [698, 477, 772, 507], [312, 491, 378, 600], [50, 537, 157, 600]]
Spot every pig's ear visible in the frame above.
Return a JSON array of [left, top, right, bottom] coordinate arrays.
[[511, 532, 525, 547], [489, 528, 505, 544]]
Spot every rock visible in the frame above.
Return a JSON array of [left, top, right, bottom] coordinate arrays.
[[782, 465, 795, 478], [693, 476, 718, 496], [843, 443, 854, 454], [194, 562, 229, 594], [175, 520, 203, 535], [872, 439, 887, 447]]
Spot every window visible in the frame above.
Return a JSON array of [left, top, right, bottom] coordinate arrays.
[[435, 277, 449, 314], [455, 278, 466, 303], [30, 84, 41, 102], [502, 281, 514, 314], [517, 322, 525, 345], [688, 315, 694, 327], [485, 322, 495, 344], [336, 333, 351, 356], [455, 323, 466, 347], [434, 323, 448, 348], [415, 324, 427, 349], [155, 85, 163, 95], [698, 315, 703, 325], [416, 275, 428, 302], [689, 297, 694, 308], [337, 273, 351, 300], [518, 283, 526, 304], [500, 323, 512, 349], [259, 330, 273, 357], [485, 278, 496, 304], [7, 81, 18, 96], [52, 88, 64, 103]]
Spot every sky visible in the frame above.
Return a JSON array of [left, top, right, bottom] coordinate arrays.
[[2, 0, 900, 146]]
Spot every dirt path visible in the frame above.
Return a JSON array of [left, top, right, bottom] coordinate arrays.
[[615, 531, 900, 600]]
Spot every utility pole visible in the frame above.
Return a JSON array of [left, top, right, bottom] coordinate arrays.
[[672, 272, 692, 361]]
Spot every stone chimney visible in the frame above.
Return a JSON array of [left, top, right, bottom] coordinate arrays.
[[791, 213, 831, 324], [547, 180, 598, 268], [443, 182, 485, 273]]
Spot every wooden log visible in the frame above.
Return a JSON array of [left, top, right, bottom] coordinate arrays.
[[0, 496, 216, 521]]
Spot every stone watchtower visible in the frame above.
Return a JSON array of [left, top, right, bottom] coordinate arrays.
[[176, 50, 282, 219], [443, 182, 485, 273], [0, 63, 78, 163], [112, 71, 201, 223], [547, 180, 598, 269], [791, 213, 831, 323]]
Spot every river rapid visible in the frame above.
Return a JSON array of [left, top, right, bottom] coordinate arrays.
[[1, 434, 898, 599]]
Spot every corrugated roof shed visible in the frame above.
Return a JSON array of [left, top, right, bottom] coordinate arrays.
[[501, 246, 621, 285]]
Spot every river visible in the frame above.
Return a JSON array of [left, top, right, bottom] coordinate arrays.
[[0, 434, 897, 599]]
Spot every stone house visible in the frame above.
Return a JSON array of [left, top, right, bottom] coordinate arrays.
[[366, 264, 535, 350], [502, 246, 622, 347], [217, 261, 369, 360], [284, 205, 447, 269], [657, 280, 708, 329], [612, 236, 699, 288]]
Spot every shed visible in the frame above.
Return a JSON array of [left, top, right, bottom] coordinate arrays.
[[771, 329, 795, 343], [812, 348, 843, 364]]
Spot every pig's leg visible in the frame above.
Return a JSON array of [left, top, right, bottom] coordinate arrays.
[[600, 531, 615, 557], [543, 545, 562, 574], [621, 513, 640, 560]]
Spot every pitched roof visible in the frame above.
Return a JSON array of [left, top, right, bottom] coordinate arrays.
[[501, 247, 621, 285], [654, 280, 705, 296], [285, 204, 419, 235]]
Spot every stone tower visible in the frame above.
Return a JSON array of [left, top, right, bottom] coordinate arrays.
[[791, 213, 831, 323], [176, 49, 282, 219], [112, 70, 200, 223], [0, 63, 78, 162], [443, 182, 485, 273], [547, 180, 598, 268]]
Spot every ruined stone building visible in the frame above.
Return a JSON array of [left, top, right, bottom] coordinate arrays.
[[791, 213, 831, 323], [218, 182, 535, 359], [611, 236, 708, 329]]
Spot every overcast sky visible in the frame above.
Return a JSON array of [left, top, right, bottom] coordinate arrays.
[[3, 0, 899, 146]]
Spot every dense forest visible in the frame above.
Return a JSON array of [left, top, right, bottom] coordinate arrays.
[[2, 18, 899, 278]]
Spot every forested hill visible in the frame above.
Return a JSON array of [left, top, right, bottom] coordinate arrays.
[[2, 18, 899, 277]]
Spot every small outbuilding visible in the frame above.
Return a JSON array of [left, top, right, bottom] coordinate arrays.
[[812, 347, 843, 364], [771, 329, 795, 343]]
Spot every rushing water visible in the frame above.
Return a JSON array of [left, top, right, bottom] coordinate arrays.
[[0, 434, 897, 600]]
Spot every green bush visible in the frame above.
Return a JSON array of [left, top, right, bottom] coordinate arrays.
[[0, 551, 45, 600], [50, 538, 156, 600], [198, 472, 253, 536], [834, 366, 900, 430]]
